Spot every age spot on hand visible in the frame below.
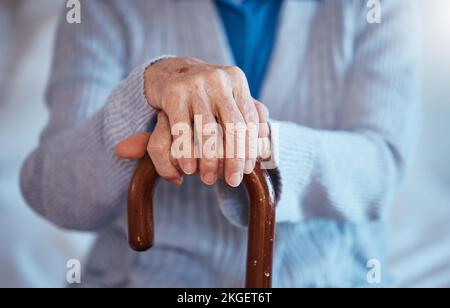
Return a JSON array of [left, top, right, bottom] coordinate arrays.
[[176, 67, 190, 74]]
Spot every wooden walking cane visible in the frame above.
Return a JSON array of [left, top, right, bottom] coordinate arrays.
[[127, 155, 277, 288]]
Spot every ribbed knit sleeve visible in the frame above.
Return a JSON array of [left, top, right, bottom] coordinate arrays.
[[218, 0, 421, 226], [20, 0, 157, 230], [273, 0, 421, 224]]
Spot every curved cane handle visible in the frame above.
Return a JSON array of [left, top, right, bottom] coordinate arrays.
[[128, 155, 276, 288]]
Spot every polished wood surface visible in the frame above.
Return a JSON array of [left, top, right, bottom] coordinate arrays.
[[127, 155, 276, 288]]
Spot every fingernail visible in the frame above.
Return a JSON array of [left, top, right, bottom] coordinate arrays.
[[182, 161, 196, 175], [244, 160, 254, 174], [175, 177, 184, 186], [228, 172, 243, 187], [202, 172, 217, 185], [170, 177, 183, 186]]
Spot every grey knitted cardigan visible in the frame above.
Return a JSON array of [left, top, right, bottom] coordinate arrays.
[[21, 0, 420, 287]]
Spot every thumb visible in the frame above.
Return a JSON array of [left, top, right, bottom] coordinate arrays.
[[115, 131, 151, 160]]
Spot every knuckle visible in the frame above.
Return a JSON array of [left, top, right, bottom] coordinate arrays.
[[208, 67, 227, 83], [187, 74, 204, 88], [236, 118, 247, 129], [225, 66, 245, 79], [147, 141, 165, 155], [159, 169, 176, 179], [201, 157, 218, 167], [157, 115, 170, 129], [241, 99, 256, 116], [228, 158, 245, 170], [164, 81, 185, 98], [161, 85, 185, 106], [200, 158, 219, 171], [254, 101, 263, 112], [251, 107, 260, 122], [247, 122, 259, 136], [254, 102, 269, 119]]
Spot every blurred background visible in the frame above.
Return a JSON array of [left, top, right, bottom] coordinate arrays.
[[0, 0, 449, 287]]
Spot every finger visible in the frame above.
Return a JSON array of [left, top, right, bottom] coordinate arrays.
[[166, 96, 197, 175], [254, 100, 272, 160], [214, 90, 246, 187], [115, 132, 151, 160], [212, 123, 225, 180], [192, 96, 219, 186], [226, 66, 259, 174], [216, 127, 225, 180], [148, 112, 183, 186], [254, 100, 270, 139]]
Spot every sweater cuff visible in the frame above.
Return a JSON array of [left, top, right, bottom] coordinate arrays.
[[269, 120, 317, 223], [103, 56, 175, 151]]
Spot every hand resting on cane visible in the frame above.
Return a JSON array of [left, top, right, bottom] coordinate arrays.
[[116, 100, 271, 186]]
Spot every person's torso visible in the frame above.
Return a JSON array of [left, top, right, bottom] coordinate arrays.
[[82, 0, 386, 288]]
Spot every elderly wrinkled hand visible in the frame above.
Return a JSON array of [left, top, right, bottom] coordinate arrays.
[[116, 57, 270, 187]]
